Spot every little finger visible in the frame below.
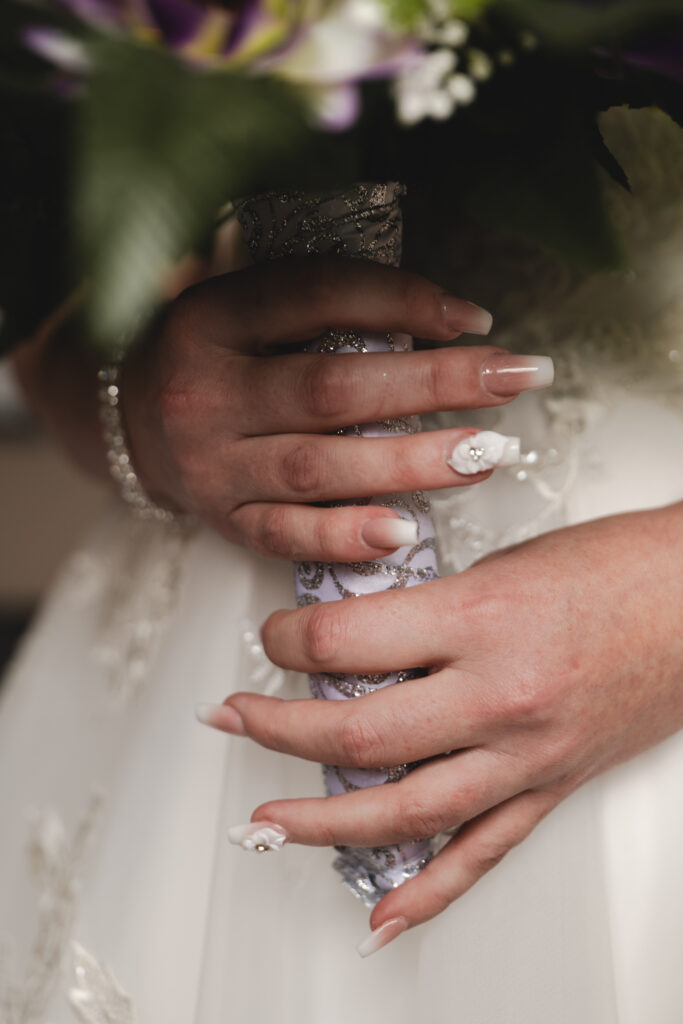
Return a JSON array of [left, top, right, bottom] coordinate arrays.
[[360, 790, 558, 953], [229, 503, 422, 562], [247, 748, 530, 848], [233, 427, 520, 505]]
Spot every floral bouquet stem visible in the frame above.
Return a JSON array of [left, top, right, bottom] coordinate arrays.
[[237, 182, 439, 906]]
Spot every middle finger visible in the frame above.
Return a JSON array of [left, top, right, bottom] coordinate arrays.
[[247, 747, 530, 848], [212, 669, 491, 768], [236, 346, 553, 436]]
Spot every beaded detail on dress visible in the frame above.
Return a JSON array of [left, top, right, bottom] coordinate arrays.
[[0, 795, 104, 1024], [67, 943, 133, 1024]]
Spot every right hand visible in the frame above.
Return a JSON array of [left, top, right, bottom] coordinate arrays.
[[122, 255, 545, 562]]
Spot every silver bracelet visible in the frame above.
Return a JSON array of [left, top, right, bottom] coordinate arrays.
[[97, 363, 178, 525]]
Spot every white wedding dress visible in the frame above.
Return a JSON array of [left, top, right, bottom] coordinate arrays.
[[1, 107, 682, 1024]]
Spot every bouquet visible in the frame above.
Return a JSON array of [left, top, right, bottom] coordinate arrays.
[[2, 0, 682, 353]]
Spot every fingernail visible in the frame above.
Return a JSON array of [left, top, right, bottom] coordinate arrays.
[[448, 430, 521, 475], [228, 822, 288, 852], [442, 295, 493, 336], [356, 917, 408, 958], [481, 353, 554, 396], [361, 517, 418, 550], [195, 702, 246, 736]]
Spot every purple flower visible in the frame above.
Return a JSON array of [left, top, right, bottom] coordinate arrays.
[[144, 0, 209, 48]]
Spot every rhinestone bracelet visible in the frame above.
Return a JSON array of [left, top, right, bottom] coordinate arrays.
[[97, 363, 178, 525]]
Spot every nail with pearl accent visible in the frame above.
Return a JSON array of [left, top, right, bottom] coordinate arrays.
[[448, 430, 521, 475], [228, 822, 288, 852]]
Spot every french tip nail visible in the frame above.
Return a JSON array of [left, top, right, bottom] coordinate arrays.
[[356, 917, 408, 958], [195, 702, 246, 736], [228, 822, 288, 851], [195, 703, 217, 727], [442, 295, 493, 337], [464, 301, 493, 335], [362, 517, 419, 550], [481, 353, 555, 396]]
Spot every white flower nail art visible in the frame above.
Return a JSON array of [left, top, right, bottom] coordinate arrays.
[[228, 823, 288, 852], [448, 430, 521, 475]]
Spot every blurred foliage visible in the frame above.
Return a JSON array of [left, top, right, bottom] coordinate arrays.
[[1, 0, 682, 356], [381, 0, 492, 27], [79, 40, 314, 348]]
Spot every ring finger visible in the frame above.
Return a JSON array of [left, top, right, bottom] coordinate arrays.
[[229, 426, 520, 506], [247, 748, 530, 849]]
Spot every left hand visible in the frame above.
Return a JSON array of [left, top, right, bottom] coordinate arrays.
[[205, 502, 683, 938]]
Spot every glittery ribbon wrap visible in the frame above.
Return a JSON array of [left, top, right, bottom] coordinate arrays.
[[237, 183, 439, 906]]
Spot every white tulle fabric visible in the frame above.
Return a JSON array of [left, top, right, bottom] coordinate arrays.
[[0, 107, 682, 1023]]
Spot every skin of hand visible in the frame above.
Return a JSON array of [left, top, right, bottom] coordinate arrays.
[[117, 254, 539, 561], [12, 250, 549, 564], [206, 501, 683, 940]]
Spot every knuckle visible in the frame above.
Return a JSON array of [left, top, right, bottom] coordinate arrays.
[[300, 361, 352, 419], [504, 677, 553, 727], [314, 514, 343, 560], [252, 702, 286, 751], [400, 794, 445, 840], [301, 605, 345, 667], [281, 443, 325, 496], [470, 836, 512, 876], [259, 506, 294, 557], [338, 713, 386, 768], [424, 356, 449, 408]]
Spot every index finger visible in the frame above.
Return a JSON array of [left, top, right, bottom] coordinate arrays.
[[261, 575, 464, 675], [172, 257, 493, 352]]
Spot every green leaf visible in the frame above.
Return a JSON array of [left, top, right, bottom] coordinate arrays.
[[76, 38, 310, 354]]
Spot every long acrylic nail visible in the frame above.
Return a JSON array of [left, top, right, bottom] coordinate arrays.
[[448, 430, 521, 475], [481, 353, 554, 396], [228, 822, 288, 852], [356, 917, 408, 958], [442, 295, 493, 336], [195, 703, 246, 736], [361, 517, 418, 550]]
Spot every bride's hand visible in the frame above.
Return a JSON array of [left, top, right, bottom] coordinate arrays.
[[121, 256, 548, 560], [206, 503, 683, 938]]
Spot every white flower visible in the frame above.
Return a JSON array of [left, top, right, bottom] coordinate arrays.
[[467, 47, 494, 82], [268, 0, 418, 129], [447, 72, 476, 105], [395, 47, 458, 125], [417, 16, 469, 48]]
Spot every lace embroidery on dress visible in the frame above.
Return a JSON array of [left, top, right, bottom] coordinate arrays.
[[67, 943, 133, 1024], [0, 795, 103, 1024], [61, 513, 193, 705], [240, 617, 289, 697]]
